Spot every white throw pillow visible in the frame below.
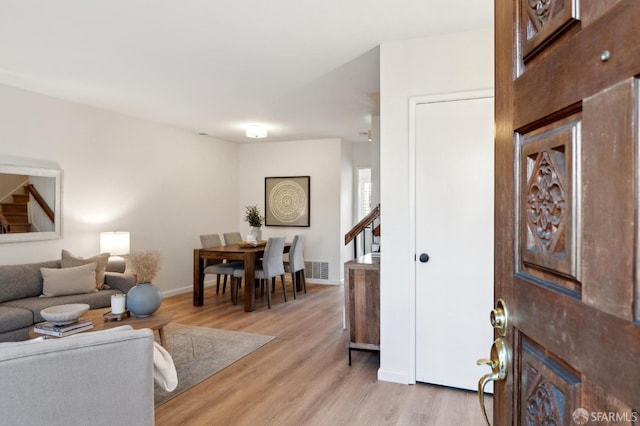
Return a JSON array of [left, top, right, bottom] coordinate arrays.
[[40, 262, 98, 297]]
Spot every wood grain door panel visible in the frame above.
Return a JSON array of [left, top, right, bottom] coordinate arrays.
[[495, 0, 640, 423]]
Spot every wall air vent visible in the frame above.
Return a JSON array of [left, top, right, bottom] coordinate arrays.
[[304, 261, 329, 280]]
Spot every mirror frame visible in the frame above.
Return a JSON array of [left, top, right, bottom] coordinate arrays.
[[0, 163, 62, 243]]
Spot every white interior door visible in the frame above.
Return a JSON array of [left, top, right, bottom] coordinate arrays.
[[415, 95, 494, 391]]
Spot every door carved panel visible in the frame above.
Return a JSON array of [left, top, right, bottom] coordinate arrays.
[[521, 338, 581, 426], [518, 116, 581, 294], [522, 0, 579, 60]]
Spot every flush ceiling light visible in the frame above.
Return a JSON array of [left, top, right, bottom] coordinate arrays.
[[245, 124, 268, 138]]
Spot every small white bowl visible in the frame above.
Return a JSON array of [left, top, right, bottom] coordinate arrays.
[[40, 303, 90, 325]]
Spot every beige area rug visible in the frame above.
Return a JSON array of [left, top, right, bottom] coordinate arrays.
[[154, 323, 275, 406]]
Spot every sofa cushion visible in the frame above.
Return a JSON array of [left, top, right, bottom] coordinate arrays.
[[61, 250, 110, 289], [3, 289, 123, 323], [0, 260, 60, 303], [0, 306, 33, 334], [41, 263, 98, 297], [103, 272, 136, 294]]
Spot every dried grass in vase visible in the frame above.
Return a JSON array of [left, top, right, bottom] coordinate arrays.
[[128, 250, 161, 284]]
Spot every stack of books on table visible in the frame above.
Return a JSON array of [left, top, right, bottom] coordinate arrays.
[[33, 319, 93, 337]]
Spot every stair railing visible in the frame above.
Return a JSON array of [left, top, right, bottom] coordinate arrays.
[[24, 184, 54, 223], [344, 204, 380, 258], [0, 213, 9, 234]]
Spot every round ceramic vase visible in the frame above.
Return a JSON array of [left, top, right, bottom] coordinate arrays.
[[126, 282, 162, 317], [250, 227, 262, 241]]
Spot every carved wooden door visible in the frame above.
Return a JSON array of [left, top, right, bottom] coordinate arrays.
[[493, 0, 640, 424]]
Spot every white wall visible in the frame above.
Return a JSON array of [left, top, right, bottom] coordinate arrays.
[[351, 141, 370, 248], [370, 115, 381, 209], [0, 84, 348, 293], [340, 140, 354, 283], [0, 174, 27, 203], [379, 28, 494, 383], [352, 143, 371, 169], [29, 174, 56, 232], [351, 115, 380, 218], [236, 138, 343, 284], [0, 83, 240, 295]]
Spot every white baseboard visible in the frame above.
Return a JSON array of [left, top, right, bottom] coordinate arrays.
[[305, 278, 341, 285], [377, 368, 413, 385], [161, 285, 196, 298]]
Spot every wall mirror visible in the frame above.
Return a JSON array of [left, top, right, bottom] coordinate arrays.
[[0, 163, 62, 243]]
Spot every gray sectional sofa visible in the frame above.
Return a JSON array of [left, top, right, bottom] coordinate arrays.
[[0, 326, 155, 425], [0, 260, 135, 342]]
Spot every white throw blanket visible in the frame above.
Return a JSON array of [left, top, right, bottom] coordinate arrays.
[[67, 325, 178, 392], [153, 341, 178, 391]]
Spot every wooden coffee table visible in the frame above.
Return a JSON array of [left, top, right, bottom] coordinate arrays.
[[30, 308, 172, 347]]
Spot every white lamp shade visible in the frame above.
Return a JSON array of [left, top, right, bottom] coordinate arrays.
[[100, 232, 130, 255]]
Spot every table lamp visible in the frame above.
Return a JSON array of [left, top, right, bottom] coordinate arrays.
[[100, 231, 130, 273]]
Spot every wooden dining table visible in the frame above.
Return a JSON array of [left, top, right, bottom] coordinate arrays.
[[193, 242, 291, 312]]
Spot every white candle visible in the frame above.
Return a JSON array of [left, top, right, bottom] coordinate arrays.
[[111, 294, 126, 314]]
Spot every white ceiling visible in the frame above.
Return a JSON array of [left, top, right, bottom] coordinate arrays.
[[0, 1, 492, 144]]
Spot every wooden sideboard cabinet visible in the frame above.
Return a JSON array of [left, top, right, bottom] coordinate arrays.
[[344, 254, 380, 364]]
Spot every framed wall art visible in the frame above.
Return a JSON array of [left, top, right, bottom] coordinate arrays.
[[265, 176, 310, 227]]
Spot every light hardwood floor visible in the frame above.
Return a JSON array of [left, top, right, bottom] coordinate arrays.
[[154, 280, 492, 426]]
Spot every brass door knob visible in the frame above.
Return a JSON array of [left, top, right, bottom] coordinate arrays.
[[476, 337, 509, 425], [490, 299, 508, 336]]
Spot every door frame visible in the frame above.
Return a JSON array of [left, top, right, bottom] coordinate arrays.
[[408, 88, 494, 384]]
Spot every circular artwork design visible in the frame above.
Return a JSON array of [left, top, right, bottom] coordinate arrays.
[[269, 180, 307, 223]]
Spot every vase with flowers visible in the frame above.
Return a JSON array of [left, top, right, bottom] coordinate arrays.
[[126, 249, 162, 317], [244, 205, 264, 240]]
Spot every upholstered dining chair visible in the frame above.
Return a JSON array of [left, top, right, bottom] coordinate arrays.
[[284, 234, 306, 298], [232, 237, 286, 309], [222, 232, 246, 295], [200, 234, 240, 295], [223, 232, 243, 245]]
